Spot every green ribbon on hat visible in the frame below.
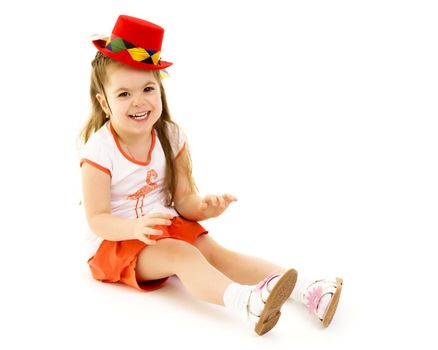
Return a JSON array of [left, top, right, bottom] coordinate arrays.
[[104, 36, 170, 78], [105, 36, 162, 66]]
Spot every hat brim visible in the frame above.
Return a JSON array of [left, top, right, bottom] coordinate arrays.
[[92, 39, 172, 71]]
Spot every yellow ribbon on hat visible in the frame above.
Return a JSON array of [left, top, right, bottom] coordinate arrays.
[[103, 36, 170, 78]]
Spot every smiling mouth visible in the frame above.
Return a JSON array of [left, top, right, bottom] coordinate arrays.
[[129, 111, 150, 120]]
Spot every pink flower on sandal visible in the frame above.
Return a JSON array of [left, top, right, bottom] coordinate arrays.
[[305, 285, 323, 314]]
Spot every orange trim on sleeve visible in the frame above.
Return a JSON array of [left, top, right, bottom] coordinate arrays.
[[80, 158, 112, 177], [175, 142, 186, 160]]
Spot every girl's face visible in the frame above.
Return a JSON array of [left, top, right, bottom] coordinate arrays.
[[97, 63, 162, 139]]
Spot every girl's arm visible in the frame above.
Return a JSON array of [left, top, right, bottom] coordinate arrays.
[[81, 163, 136, 240], [172, 146, 209, 221], [174, 193, 209, 222], [82, 162, 173, 245], [82, 163, 178, 243]]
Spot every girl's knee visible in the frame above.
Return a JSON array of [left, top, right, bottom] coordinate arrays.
[[166, 239, 202, 263], [136, 239, 201, 280]]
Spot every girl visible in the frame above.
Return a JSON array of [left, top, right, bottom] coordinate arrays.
[[79, 15, 343, 336]]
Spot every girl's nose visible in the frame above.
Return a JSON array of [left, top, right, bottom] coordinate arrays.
[[133, 95, 148, 107], [133, 98, 144, 107]]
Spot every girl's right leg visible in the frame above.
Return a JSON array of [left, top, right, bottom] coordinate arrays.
[[136, 238, 232, 305], [135, 238, 296, 335]]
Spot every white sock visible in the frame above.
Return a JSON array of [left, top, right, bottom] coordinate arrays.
[[223, 283, 252, 320]]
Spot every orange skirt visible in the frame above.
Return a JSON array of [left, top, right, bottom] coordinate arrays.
[[87, 216, 208, 291]]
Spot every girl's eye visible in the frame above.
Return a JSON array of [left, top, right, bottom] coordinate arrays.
[[118, 92, 129, 97], [144, 87, 154, 93]]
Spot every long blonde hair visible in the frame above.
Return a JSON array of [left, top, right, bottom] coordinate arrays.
[[80, 51, 198, 207]]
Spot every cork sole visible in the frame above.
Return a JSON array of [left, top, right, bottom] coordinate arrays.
[[254, 269, 297, 336], [322, 277, 343, 328]]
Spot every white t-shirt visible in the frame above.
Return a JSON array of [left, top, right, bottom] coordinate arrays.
[[79, 120, 186, 257]]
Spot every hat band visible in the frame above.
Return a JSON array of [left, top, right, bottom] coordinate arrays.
[[105, 36, 162, 66]]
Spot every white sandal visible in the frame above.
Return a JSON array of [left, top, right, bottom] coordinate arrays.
[[302, 277, 343, 327], [247, 269, 297, 335]]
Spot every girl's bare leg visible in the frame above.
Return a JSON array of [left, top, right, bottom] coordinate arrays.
[[136, 238, 232, 305], [194, 235, 287, 285]]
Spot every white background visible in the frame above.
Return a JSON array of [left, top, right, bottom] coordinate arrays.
[[1, 0, 437, 348]]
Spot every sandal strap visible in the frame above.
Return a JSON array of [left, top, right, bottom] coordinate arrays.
[[255, 272, 280, 291], [256, 272, 282, 302]]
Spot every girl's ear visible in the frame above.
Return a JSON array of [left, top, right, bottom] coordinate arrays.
[[96, 93, 111, 116]]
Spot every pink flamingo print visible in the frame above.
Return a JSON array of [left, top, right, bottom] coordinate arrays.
[[127, 169, 158, 218]]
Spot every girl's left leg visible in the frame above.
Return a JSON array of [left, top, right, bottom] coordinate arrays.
[[194, 235, 287, 285]]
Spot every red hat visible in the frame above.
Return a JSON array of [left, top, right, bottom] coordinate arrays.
[[92, 15, 172, 70]]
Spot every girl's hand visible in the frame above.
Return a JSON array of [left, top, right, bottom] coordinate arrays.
[[132, 212, 174, 245], [199, 193, 238, 219]]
